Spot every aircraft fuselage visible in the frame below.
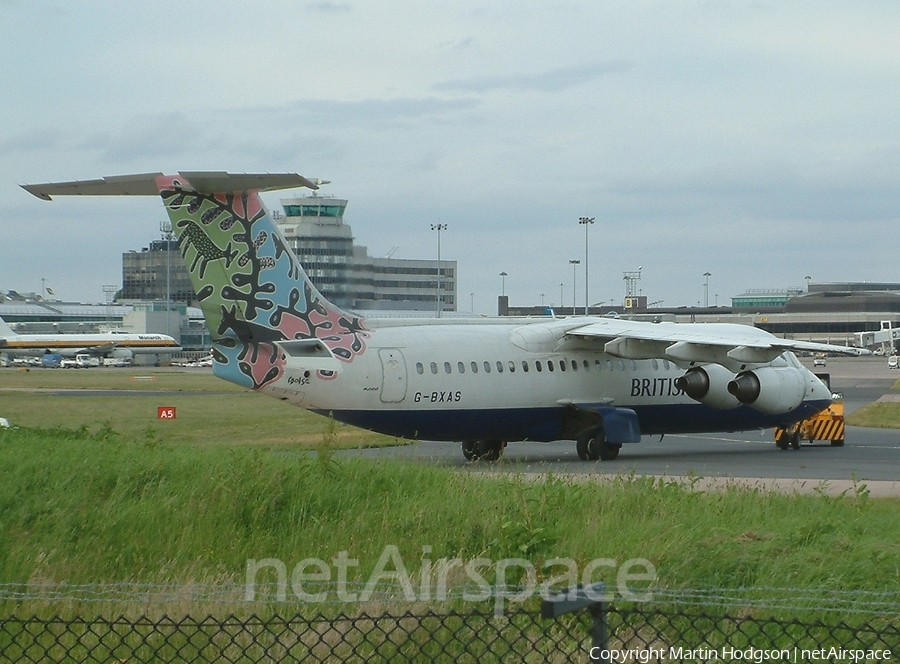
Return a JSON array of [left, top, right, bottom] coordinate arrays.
[[252, 319, 832, 444]]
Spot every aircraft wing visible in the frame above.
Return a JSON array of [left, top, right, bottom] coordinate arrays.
[[565, 318, 869, 370], [77, 343, 118, 355]]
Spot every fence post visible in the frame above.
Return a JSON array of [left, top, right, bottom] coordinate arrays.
[[541, 581, 609, 662]]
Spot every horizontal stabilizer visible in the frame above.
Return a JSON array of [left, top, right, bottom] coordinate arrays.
[[21, 172, 319, 200]]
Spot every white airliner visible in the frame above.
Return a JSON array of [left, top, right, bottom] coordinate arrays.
[[22, 172, 868, 460], [0, 315, 180, 360]]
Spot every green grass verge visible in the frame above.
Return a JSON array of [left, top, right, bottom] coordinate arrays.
[[0, 366, 242, 392], [1, 425, 898, 616], [0, 368, 400, 448], [847, 401, 900, 428]]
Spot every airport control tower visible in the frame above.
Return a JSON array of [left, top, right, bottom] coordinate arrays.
[[276, 194, 457, 312]]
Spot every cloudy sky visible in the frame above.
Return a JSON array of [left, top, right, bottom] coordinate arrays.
[[2, 1, 898, 313]]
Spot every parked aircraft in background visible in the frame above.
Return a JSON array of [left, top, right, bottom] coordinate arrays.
[[22, 172, 868, 460], [0, 315, 180, 361]]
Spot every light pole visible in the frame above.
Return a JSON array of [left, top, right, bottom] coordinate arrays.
[[431, 223, 447, 317], [161, 220, 174, 337], [500, 271, 508, 296], [703, 272, 711, 308], [578, 217, 594, 315], [559, 282, 564, 308], [569, 259, 580, 313]]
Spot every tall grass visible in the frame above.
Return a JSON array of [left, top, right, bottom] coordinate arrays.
[[2, 425, 898, 603]]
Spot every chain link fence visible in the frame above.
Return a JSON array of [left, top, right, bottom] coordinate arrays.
[[1, 603, 897, 663]]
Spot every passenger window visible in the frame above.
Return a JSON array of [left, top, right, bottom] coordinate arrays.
[[629, 360, 637, 371], [596, 359, 603, 371], [607, 360, 614, 371], [663, 359, 670, 370], [522, 361, 529, 372], [444, 362, 452, 374], [618, 360, 625, 371], [496, 361, 504, 373], [508, 360, 516, 373], [430, 362, 438, 374], [484, 361, 491, 373], [651, 359, 659, 371], [536, 361, 543, 372], [458, 361, 465, 374], [471, 361, 478, 374], [559, 360, 566, 372], [573, 360, 579, 371], [548, 361, 554, 372], [416, 362, 424, 375]]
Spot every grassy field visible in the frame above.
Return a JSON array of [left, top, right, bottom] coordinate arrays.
[[2, 367, 898, 621], [1, 424, 898, 617], [0, 367, 400, 448]]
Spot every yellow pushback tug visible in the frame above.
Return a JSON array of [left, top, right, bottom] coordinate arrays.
[[774, 373, 845, 449]]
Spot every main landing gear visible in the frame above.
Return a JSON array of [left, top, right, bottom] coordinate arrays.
[[576, 428, 621, 461], [462, 440, 506, 461]]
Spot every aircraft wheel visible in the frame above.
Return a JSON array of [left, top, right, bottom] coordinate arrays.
[[830, 439, 845, 447], [775, 433, 790, 450], [576, 435, 593, 461], [790, 432, 801, 450], [462, 441, 477, 461], [594, 439, 621, 461], [576, 433, 601, 461], [469, 440, 504, 461]]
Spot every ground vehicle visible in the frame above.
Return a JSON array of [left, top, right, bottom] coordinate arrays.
[[75, 353, 101, 368], [889, 355, 899, 369], [40, 353, 63, 368], [813, 353, 826, 367], [774, 373, 844, 448]]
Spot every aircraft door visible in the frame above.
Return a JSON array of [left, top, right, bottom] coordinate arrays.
[[379, 348, 408, 403]]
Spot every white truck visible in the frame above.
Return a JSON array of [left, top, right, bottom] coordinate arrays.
[[75, 353, 101, 368]]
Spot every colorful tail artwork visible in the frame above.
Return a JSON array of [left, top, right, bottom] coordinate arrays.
[[154, 173, 369, 390]]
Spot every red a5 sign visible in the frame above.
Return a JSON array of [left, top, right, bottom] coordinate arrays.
[[157, 406, 177, 420]]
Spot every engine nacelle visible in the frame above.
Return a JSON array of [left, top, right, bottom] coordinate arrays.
[[674, 365, 741, 410], [727, 366, 806, 414]]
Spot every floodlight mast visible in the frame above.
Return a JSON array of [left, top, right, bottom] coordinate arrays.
[[578, 217, 594, 315]]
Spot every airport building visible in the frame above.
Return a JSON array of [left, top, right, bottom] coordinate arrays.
[[121, 240, 195, 304], [501, 282, 900, 350], [120, 194, 456, 314], [275, 194, 456, 312]]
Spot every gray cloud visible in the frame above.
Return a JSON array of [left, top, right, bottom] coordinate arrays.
[[305, 1, 352, 12], [288, 97, 481, 124], [433, 61, 634, 94]]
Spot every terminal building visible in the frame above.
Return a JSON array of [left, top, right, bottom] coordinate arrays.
[[501, 282, 900, 351], [120, 194, 457, 314]]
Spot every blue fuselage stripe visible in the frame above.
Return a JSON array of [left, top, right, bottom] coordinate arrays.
[[312, 400, 832, 443]]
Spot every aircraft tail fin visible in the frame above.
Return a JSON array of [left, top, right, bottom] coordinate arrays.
[[0, 316, 16, 339], [22, 171, 370, 389], [155, 173, 369, 389]]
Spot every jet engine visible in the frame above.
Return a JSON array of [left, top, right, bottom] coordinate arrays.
[[726, 366, 806, 414], [674, 365, 741, 410]]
